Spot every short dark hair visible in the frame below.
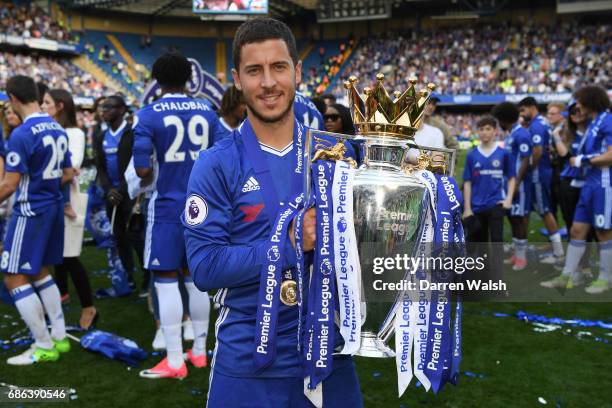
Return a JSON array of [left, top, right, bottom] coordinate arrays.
[[476, 115, 497, 129], [6, 75, 39, 104], [37, 82, 48, 105], [574, 85, 610, 113], [105, 94, 127, 109], [152, 52, 191, 88], [492, 102, 519, 125], [220, 85, 243, 116], [517, 96, 538, 108], [47, 89, 77, 128], [311, 96, 326, 115], [321, 93, 336, 103], [232, 17, 298, 70]]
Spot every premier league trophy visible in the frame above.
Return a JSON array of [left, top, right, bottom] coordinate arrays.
[[305, 73, 455, 355], [302, 74, 460, 399]]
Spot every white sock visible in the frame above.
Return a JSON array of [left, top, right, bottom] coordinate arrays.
[[33, 275, 66, 341], [598, 241, 612, 282], [511, 237, 518, 257], [549, 232, 564, 257], [11, 284, 54, 349], [185, 280, 210, 357], [562, 240, 586, 276], [155, 277, 183, 368], [516, 239, 527, 260]]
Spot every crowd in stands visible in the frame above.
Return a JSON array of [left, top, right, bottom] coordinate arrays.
[[0, 52, 114, 99], [324, 21, 610, 98], [299, 38, 356, 97], [84, 41, 149, 95], [0, 2, 78, 43]]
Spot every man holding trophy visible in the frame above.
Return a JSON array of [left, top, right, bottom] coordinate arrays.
[[183, 18, 362, 407], [184, 16, 464, 408]]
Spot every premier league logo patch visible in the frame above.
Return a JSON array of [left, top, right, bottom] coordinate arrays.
[[492, 159, 500, 168], [320, 258, 332, 275], [185, 194, 208, 226], [6, 152, 20, 167], [337, 217, 348, 233], [267, 246, 280, 262]]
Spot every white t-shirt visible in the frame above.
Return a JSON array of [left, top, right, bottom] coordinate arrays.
[[66, 127, 85, 169], [415, 123, 445, 149], [406, 123, 446, 164]]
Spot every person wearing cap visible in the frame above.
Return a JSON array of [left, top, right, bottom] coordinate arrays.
[[424, 93, 459, 152]]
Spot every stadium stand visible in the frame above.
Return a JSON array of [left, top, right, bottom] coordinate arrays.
[[326, 21, 611, 98]]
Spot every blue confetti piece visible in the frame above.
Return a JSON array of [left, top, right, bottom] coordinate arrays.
[[372, 371, 381, 378], [415, 381, 422, 388], [515, 311, 612, 329], [151, 351, 161, 356], [463, 371, 485, 378], [493, 313, 510, 317]]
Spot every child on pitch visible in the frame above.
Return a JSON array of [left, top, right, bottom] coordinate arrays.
[[463, 116, 515, 280], [493, 102, 533, 271]]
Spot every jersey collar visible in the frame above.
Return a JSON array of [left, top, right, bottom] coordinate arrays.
[[23, 112, 48, 123], [109, 120, 127, 137], [162, 93, 187, 99], [477, 143, 499, 158], [219, 117, 235, 132]]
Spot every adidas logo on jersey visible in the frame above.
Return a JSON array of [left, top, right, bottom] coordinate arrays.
[[242, 177, 260, 193], [475, 162, 482, 168], [151, 258, 161, 266], [20, 262, 32, 270]]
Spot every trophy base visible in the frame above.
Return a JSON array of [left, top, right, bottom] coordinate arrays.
[[355, 332, 395, 358]]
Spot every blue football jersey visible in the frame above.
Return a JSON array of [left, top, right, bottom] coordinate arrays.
[[132, 93, 231, 224], [5, 113, 71, 216], [582, 111, 612, 187], [294, 91, 324, 130], [505, 124, 532, 181], [528, 114, 552, 181], [183, 127, 345, 378], [463, 145, 515, 213], [102, 120, 128, 188]]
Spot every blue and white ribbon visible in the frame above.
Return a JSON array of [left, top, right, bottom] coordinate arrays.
[[332, 160, 361, 354]]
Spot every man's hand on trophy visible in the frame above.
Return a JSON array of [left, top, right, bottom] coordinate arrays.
[[289, 208, 317, 251]]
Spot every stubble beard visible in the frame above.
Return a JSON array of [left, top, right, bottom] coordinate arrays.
[[246, 88, 295, 125]]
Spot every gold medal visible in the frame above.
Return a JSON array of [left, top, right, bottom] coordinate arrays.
[[280, 280, 298, 306]]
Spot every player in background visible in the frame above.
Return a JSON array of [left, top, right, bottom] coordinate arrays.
[[541, 86, 612, 293], [218, 85, 246, 131], [518, 97, 564, 266], [134, 52, 230, 379], [184, 17, 362, 407], [493, 102, 532, 271], [294, 90, 325, 130], [0, 75, 73, 365]]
